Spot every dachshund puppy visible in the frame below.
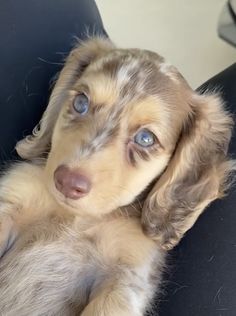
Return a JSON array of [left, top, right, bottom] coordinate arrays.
[[0, 37, 234, 315]]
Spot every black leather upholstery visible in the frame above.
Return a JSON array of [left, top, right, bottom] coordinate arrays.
[[0, 0, 106, 164]]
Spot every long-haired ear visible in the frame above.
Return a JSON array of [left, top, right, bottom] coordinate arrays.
[[142, 93, 235, 250], [16, 37, 114, 159]]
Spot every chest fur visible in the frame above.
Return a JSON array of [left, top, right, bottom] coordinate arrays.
[[0, 214, 158, 315]]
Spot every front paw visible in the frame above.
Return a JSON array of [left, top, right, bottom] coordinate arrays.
[[0, 216, 17, 258]]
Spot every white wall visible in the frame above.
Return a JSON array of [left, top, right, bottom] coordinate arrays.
[[96, 0, 236, 88]]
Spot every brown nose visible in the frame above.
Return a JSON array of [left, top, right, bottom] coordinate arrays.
[[54, 165, 91, 200]]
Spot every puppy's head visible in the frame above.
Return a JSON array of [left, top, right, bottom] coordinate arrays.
[[16, 38, 234, 247]]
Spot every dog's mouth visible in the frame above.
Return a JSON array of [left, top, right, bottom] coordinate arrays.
[[51, 184, 87, 210]]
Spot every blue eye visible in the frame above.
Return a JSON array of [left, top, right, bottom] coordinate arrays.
[[134, 129, 156, 147], [73, 93, 89, 115]]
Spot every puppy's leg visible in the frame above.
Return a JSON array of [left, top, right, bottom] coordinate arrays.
[[0, 162, 50, 257], [81, 280, 143, 316], [82, 255, 163, 316], [0, 207, 17, 257]]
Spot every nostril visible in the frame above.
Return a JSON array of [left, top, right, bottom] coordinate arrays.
[[54, 165, 91, 200], [69, 175, 91, 194]]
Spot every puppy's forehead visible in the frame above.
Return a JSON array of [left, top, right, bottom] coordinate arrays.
[[88, 49, 173, 99], [80, 48, 191, 113], [66, 49, 191, 156]]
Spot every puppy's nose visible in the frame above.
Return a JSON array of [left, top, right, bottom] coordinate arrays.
[[54, 165, 91, 200]]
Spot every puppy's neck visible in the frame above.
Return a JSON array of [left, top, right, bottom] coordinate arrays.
[[116, 201, 142, 219]]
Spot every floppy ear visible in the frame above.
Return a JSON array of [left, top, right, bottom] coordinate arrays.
[[16, 37, 114, 159], [142, 93, 235, 250]]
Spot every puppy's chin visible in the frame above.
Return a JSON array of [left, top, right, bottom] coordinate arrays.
[[47, 182, 116, 217]]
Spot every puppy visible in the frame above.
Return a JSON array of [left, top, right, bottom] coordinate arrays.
[[0, 37, 234, 316]]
